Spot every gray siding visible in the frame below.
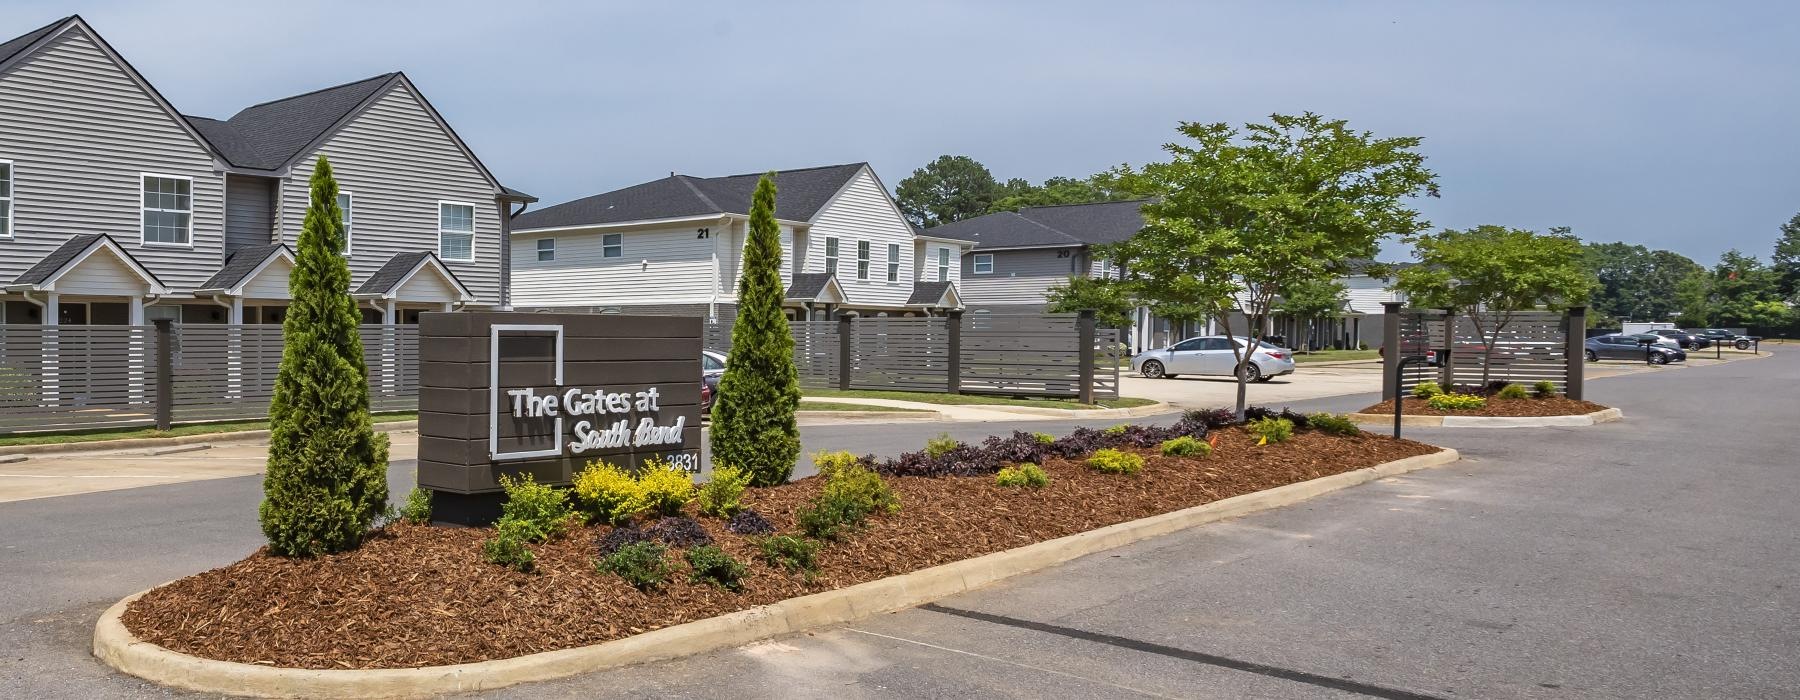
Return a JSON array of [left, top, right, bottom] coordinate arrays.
[[0, 27, 225, 289], [278, 83, 500, 305], [224, 174, 275, 253], [959, 247, 1083, 306]]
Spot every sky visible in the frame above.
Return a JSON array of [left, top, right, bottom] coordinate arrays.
[[5, 1, 1796, 264]]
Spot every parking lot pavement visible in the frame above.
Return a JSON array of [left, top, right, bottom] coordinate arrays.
[[1119, 363, 1383, 410]]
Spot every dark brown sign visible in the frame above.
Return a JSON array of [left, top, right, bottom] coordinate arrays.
[[417, 312, 703, 522]]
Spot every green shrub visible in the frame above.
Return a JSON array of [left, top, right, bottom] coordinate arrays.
[[1427, 393, 1487, 410], [795, 459, 900, 540], [482, 517, 537, 572], [709, 174, 802, 487], [573, 460, 641, 525], [696, 464, 750, 518], [795, 492, 862, 540], [634, 459, 695, 518], [1159, 436, 1211, 457], [599, 541, 672, 591], [811, 450, 865, 477], [497, 473, 576, 541], [995, 463, 1051, 488], [685, 545, 749, 591], [924, 433, 959, 458], [1033, 432, 1056, 445], [1247, 417, 1295, 444], [1305, 413, 1362, 437], [1533, 380, 1558, 399], [399, 487, 432, 525], [1086, 448, 1145, 474], [1412, 380, 1444, 398], [757, 534, 822, 578], [1102, 424, 1129, 437], [1495, 383, 1530, 400]]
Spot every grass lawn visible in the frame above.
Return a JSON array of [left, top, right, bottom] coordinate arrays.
[[797, 401, 931, 413], [803, 388, 1157, 410], [0, 412, 418, 448], [1293, 349, 1381, 363]]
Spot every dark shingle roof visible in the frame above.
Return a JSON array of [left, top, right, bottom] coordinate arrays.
[[0, 15, 71, 68], [785, 273, 838, 301], [198, 244, 287, 291], [355, 251, 435, 295], [12, 233, 165, 289], [924, 199, 1150, 249], [514, 163, 867, 231], [906, 281, 955, 306], [185, 73, 398, 171]]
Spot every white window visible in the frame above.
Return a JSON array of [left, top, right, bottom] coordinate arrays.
[[857, 241, 871, 280], [973, 253, 994, 274], [937, 248, 950, 282], [338, 192, 352, 255], [602, 233, 622, 258], [438, 202, 475, 261], [537, 237, 555, 261], [1099, 259, 1113, 278], [886, 243, 900, 282], [141, 175, 192, 245], [0, 161, 11, 238], [824, 237, 839, 275]]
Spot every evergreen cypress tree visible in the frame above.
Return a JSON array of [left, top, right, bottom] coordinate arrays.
[[711, 174, 801, 486], [259, 156, 391, 556]]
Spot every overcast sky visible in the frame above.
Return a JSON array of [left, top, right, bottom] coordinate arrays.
[[7, 1, 1796, 263]]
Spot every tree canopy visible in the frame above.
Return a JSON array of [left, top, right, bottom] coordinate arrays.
[[894, 155, 1001, 228], [1582, 241, 1702, 325], [1773, 212, 1800, 300]]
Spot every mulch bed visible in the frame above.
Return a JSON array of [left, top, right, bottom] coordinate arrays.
[[1359, 395, 1610, 417], [123, 427, 1438, 670]]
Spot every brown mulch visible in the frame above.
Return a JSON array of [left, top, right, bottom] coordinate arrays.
[[1359, 395, 1610, 417], [123, 428, 1438, 670]]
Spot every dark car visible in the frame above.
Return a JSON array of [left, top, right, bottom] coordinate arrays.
[[700, 350, 726, 413], [1648, 328, 1710, 349], [1585, 334, 1686, 364], [1695, 328, 1757, 350]]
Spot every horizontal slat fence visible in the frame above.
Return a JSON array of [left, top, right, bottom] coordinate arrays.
[[847, 318, 950, 391], [962, 314, 1090, 398], [1390, 309, 1574, 395]]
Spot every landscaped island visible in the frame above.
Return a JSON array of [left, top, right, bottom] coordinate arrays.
[[1358, 380, 1611, 418], [121, 409, 1437, 670]]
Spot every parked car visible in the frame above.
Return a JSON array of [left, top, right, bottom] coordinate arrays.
[[1694, 328, 1757, 350], [1647, 328, 1710, 349], [700, 350, 726, 413], [1133, 336, 1295, 382], [1585, 334, 1687, 364]]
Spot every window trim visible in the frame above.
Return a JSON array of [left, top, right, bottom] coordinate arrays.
[[537, 237, 556, 262], [857, 240, 871, 280], [437, 200, 477, 262], [601, 232, 623, 258], [973, 253, 994, 274], [139, 173, 194, 248], [0, 159, 12, 239], [824, 237, 839, 275], [886, 243, 900, 283], [338, 191, 353, 256], [936, 247, 949, 282]]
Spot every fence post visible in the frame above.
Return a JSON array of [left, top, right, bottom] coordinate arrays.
[[1564, 305, 1585, 401], [1381, 302, 1402, 401], [1439, 307, 1458, 390], [153, 319, 173, 431], [837, 313, 854, 391], [946, 310, 963, 394], [1077, 309, 1096, 405]]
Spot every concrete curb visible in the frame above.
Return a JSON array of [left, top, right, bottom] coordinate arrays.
[[1346, 407, 1621, 428], [0, 421, 417, 458], [795, 410, 941, 423], [969, 401, 1170, 419], [93, 447, 1457, 698]]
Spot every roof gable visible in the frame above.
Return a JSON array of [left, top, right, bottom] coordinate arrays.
[[9, 234, 168, 293], [785, 273, 847, 303], [906, 281, 961, 308], [197, 244, 293, 293], [0, 15, 71, 70], [354, 251, 474, 302], [515, 163, 868, 231], [186, 73, 397, 171]]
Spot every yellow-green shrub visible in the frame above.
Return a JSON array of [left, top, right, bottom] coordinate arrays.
[[1159, 436, 1211, 457], [1412, 380, 1444, 398], [1304, 413, 1362, 437], [1427, 393, 1487, 410], [1533, 380, 1558, 398], [1247, 417, 1294, 443], [696, 464, 750, 518], [573, 460, 640, 525], [995, 463, 1050, 488], [635, 459, 696, 517], [1495, 383, 1530, 400], [1086, 448, 1144, 474]]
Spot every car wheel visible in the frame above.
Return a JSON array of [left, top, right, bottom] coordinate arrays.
[[1242, 363, 1263, 383], [1585, 350, 1598, 362], [1141, 360, 1166, 379], [1735, 339, 1751, 350], [1650, 353, 1668, 365]]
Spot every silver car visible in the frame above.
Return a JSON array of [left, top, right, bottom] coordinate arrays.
[[1132, 336, 1296, 382]]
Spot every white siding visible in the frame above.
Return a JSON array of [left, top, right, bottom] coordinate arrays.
[[54, 249, 149, 296], [959, 247, 1081, 305], [393, 267, 457, 303], [0, 28, 224, 290], [239, 257, 293, 299], [915, 242, 963, 285], [1342, 274, 1401, 314], [512, 224, 719, 308], [278, 84, 500, 305], [801, 169, 914, 307]]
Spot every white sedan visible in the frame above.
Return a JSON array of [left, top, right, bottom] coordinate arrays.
[[1132, 336, 1296, 382]]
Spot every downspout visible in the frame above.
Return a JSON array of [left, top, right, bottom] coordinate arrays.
[[709, 215, 731, 322]]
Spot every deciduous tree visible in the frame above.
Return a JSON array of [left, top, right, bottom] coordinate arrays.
[[710, 174, 801, 486], [895, 155, 1001, 228], [1772, 213, 1800, 300]]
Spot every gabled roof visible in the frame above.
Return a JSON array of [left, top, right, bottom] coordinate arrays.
[[906, 281, 962, 308], [184, 73, 399, 171], [0, 15, 70, 69], [8, 234, 168, 293], [196, 244, 293, 293], [924, 199, 1151, 250], [353, 251, 474, 302], [785, 273, 847, 303], [514, 163, 868, 231]]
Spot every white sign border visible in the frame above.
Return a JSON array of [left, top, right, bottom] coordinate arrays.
[[489, 324, 565, 461]]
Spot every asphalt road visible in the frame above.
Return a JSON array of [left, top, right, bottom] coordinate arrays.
[[2, 353, 1794, 697]]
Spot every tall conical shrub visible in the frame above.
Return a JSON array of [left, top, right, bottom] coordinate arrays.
[[259, 156, 391, 556], [711, 174, 801, 486]]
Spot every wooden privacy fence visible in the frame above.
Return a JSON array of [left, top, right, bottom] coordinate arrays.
[[1380, 304, 1586, 401], [0, 322, 419, 434], [705, 311, 1119, 400]]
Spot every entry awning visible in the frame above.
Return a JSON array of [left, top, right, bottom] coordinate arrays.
[[5, 233, 170, 295], [785, 273, 847, 305], [905, 281, 962, 309], [353, 252, 476, 304], [193, 244, 295, 297]]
